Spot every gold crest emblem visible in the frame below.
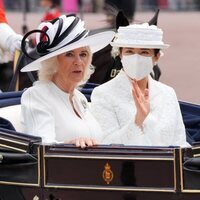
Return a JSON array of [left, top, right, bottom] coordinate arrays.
[[102, 163, 114, 184]]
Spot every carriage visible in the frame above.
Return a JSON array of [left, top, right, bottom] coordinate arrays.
[[0, 7, 200, 199], [0, 86, 200, 200]]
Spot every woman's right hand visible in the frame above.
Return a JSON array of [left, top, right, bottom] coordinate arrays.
[[68, 137, 97, 148], [131, 79, 150, 128]]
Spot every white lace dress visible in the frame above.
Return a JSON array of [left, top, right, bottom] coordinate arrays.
[[91, 70, 189, 147]]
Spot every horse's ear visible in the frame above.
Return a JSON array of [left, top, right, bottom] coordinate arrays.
[[116, 10, 129, 30], [148, 9, 160, 25]]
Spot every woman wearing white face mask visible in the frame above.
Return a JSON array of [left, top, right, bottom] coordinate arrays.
[[90, 23, 189, 147]]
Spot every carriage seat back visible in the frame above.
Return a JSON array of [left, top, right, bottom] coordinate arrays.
[[0, 104, 24, 132]]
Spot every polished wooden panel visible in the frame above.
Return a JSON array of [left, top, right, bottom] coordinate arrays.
[[45, 158, 173, 188], [43, 145, 175, 191]]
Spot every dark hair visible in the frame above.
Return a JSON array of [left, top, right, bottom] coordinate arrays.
[[154, 49, 160, 56], [119, 47, 160, 56]]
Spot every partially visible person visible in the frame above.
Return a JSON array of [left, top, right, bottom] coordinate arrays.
[[0, 1, 22, 55], [40, 0, 61, 22], [91, 22, 189, 147], [0, 0, 23, 92], [20, 15, 114, 148]]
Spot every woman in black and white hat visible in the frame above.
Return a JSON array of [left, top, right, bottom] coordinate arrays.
[[91, 22, 189, 147], [20, 15, 114, 147]]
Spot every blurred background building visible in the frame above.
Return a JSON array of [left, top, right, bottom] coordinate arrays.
[[3, 0, 200, 13]]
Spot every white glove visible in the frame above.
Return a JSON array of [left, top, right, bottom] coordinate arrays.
[[6, 33, 23, 56], [0, 23, 23, 56]]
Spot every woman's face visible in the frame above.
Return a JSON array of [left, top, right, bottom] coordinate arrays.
[[55, 47, 90, 85], [120, 47, 160, 63]]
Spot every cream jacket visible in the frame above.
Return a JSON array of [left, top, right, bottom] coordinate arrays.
[[21, 81, 102, 144], [91, 70, 189, 147]]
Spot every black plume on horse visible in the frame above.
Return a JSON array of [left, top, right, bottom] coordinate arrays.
[[116, 10, 129, 29], [148, 9, 159, 25]]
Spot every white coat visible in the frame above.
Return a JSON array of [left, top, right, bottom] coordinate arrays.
[[90, 70, 189, 147], [21, 81, 102, 143]]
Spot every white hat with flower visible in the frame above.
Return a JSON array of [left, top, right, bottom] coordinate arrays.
[[110, 22, 169, 49], [21, 15, 114, 72]]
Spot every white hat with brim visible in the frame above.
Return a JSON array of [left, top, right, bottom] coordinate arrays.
[[110, 23, 169, 50], [110, 42, 169, 49], [21, 31, 114, 72]]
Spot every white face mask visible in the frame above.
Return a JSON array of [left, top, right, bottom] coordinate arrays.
[[121, 54, 154, 80]]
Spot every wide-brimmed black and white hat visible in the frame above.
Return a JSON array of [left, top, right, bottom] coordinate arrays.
[[110, 22, 169, 49], [21, 15, 114, 72]]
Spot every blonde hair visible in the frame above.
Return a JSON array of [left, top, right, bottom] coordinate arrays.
[[79, 47, 94, 86], [38, 56, 58, 81], [38, 46, 94, 85]]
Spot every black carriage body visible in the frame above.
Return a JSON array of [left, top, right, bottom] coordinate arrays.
[[1, 129, 200, 200]]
